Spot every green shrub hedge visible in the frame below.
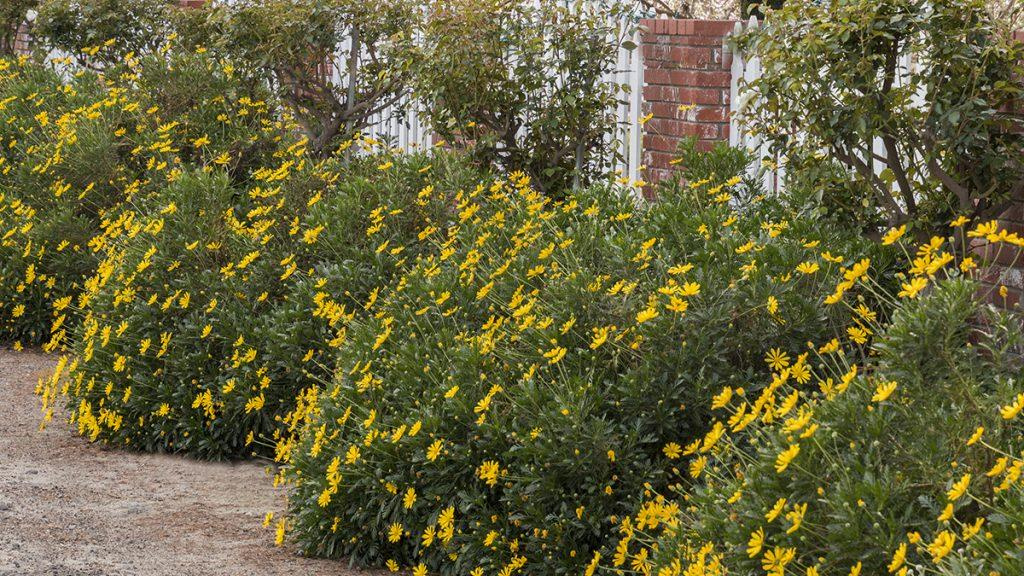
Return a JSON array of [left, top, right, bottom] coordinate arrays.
[[623, 274, 1024, 576], [62, 151, 482, 458], [279, 162, 892, 575], [0, 51, 279, 349]]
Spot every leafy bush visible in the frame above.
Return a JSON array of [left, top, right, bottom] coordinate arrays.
[[617, 251, 1024, 574], [738, 0, 1024, 235], [0, 60, 130, 347], [416, 0, 631, 195], [34, 0, 175, 67], [55, 151, 482, 458], [0, 50, 283, 349], [205, 0, 422, 156], [279, 157, 890, 574]]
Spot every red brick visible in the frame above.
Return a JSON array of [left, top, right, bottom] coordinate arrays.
[[665, 34, 730, 47], [645, 151, 678, 170], [646, 118, 722, 139], [667, 70, 731, 88], [644, 69, 671, 85], [644, 134, 683, 153], [691, 20, 741, 36], [677, 46, 713, 68], [693, 106, 728, 122]]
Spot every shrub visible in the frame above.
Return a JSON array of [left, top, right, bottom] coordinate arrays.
[[0, 60, 130, 347], [619, 255, 1024, 574], [279, 155, 890, 574], [34, 0, 174, 67], [416, 0, 630, 195], [737, 0, 1024, 236], [54, 151, 483, 458], [0, 50, 284, 349], [207, 0, 422, 156]]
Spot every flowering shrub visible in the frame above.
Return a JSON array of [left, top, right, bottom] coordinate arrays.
[[35, 0, 175, 68], [51, 150, 481, 458], [0, 60, 128, 347], [0, 51, 281, 349], [613, 228, 1024, 575], [278, 158, 890, 574]]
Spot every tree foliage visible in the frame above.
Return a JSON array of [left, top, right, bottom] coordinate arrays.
[[34, 0, 174, 67], [738, 0, 1024, 236], [415, 0, 630, 194], [209, 0, 422, 156]]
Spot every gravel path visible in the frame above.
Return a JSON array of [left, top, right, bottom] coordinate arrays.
[[0, 348, 366, 576]]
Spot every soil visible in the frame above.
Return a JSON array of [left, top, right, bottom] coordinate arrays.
[[0, 348, 372, 576]]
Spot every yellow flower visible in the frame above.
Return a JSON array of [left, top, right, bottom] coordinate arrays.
[[636, 306, 659, 324], [663, 442, 682, 459], [872, 381, 898, 403], [746, 527, 764, 558], [898, 277, 928, 298], [947, 473, 971, 502], [938, 502, 954, 522], [927, 530, 956, 562], [888, 542, 906, 573], [711, 387, 733, 410], [847, 325, 869, 345], [761, 547, 795, 574], [478, 460, 500, 486], [590, 326, 611, 349], [775, 444, 800, 473], [765, 348, 790, 370], [403, 487, 417, 509], [387, 522, 403, 543], [796, 261, 819, 275], [1000, 393, 1024, 420], [544, 346, 567, 365], [688, 455, 706, 478], [785, 502, 806, 534], [966, 426, 984, 446], [766, 498, 787, 522], [881, 225, 907, 245], [426, 439, 444, 461], [987, 457, 1008, 477], [962, 517, 984, 540], [274, 519, 287, 546]]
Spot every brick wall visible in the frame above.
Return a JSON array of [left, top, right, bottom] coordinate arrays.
[[639, 19, 737, 186]]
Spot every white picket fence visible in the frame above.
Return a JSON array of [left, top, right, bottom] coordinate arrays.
[[355, 29, 645, 188], [728, 17, 772, 192]]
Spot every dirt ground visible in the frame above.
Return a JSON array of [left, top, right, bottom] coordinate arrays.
[[0, 348, 371, 576]]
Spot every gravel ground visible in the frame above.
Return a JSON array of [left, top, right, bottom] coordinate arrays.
[[0, 348, 369, 576]]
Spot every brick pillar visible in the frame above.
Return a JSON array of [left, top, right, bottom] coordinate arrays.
[[13, 22, 31, 54], [639, 19, 737, 185]]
